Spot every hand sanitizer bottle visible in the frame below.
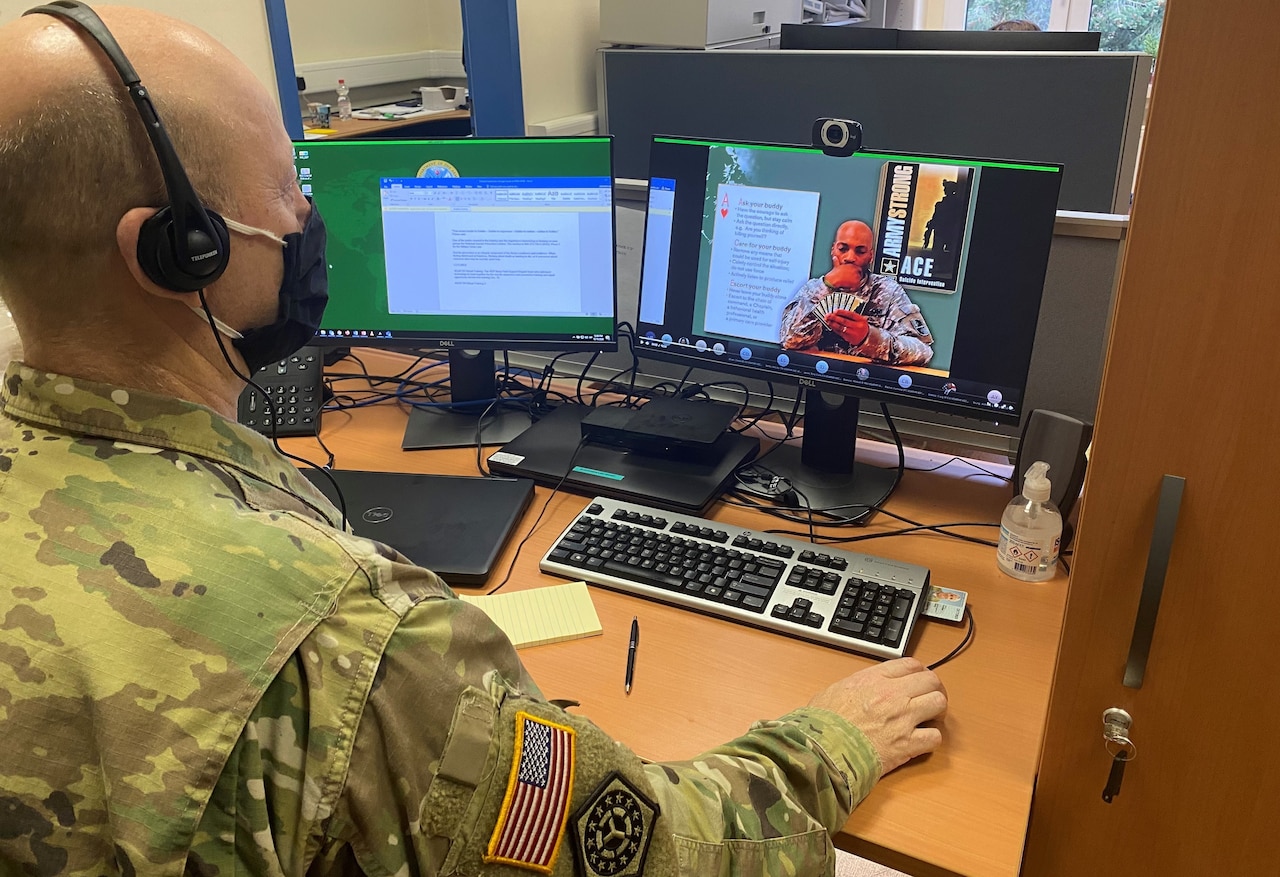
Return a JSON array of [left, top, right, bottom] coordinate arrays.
[[997, 461, 1062, 582]]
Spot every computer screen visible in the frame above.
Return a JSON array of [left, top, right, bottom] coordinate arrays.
[[293, 136, 618, 446], [780, 24, 1101, 51], [634, 136, 1062, 513], [896, 29, 1101, 51]]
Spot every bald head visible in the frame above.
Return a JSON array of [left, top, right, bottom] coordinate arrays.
[[824, 220, 875, 289], [0, 5, 306, 414], [0, 5, 285, 305]]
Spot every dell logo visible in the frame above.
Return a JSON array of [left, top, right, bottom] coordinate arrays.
[[439, 340, 455, 347], [362, 507, 394, 524], [798, 377, 818, 388]]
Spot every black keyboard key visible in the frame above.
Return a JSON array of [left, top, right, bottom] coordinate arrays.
[[587, 503, 603, 515], [891, 596, 912, 620], [804, 613, 824, 628], [884, 619, 905, 646], [831, 619, 867, 639], [602, 560, 684, 590], [742, 572, 779, 589], [730, 581, 772, 600], [741, 596, 766, 611], [771, 603, 789, 618]]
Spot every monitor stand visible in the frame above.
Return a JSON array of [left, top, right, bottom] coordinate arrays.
[[753, 389, 898, 524], [401, 349, 533, 450]]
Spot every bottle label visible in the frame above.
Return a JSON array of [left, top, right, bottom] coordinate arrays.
[[997, 527, 1060, 575]]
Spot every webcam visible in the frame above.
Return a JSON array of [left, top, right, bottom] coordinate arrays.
[[812, 118, 863, 157]]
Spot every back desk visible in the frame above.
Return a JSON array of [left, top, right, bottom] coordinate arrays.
[[281, 353, 1068, 877]]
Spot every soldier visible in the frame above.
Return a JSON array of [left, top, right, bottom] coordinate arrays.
[[780, 220, 935, 366], [0, 5, 947, 875]]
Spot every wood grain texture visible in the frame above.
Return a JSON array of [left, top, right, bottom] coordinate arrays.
[[1023, 1, 1280, 874], [284, 351, 1068, 876]]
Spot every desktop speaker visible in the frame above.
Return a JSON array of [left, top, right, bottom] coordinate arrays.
[[1014, 409, 1093, 525]]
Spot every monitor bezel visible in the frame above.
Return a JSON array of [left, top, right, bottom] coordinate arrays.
[[632, 135, 1064, 428], [297, 135, 620, 355]]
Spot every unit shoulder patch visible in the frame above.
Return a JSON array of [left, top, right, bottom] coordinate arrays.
[[570, 771, 659, 877]]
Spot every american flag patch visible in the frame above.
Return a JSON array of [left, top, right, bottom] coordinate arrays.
[[485, 711, 577, 873]]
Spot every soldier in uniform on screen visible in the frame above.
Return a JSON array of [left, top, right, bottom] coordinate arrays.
[[780, 220, 934, 366]]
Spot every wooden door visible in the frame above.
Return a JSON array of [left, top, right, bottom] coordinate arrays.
[[1022, 2, 1280, 873]]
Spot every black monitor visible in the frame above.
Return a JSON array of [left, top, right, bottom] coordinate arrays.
[[779, 23, 900, 50], [780, 23, 1101, 52], [634, 136, 1062, 516], [897, 29, 1100, 51], [295, 136, 618, 447]]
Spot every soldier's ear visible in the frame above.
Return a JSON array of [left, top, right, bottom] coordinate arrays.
[[117, 208, 195, 302]]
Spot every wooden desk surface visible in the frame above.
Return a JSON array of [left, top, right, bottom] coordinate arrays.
[[304, 109, 470, 139], [283, 360, 1066, 877]]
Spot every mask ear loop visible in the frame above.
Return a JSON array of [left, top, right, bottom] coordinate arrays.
[[223, 217, 288, 246]]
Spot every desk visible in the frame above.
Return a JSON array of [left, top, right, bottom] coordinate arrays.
[[304, 109, 471, 140], [282, 353, 1067, 877]]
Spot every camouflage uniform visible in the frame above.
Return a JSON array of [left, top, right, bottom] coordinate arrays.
[[779, 275, 935, 366], [0, 362, 882, 876]]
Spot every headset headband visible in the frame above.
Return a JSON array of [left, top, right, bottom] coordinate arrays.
[[23, 0, 227, 285]]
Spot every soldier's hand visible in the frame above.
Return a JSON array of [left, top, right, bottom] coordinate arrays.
[[807, 657, 947, 775], [826, 310, 870, 347]]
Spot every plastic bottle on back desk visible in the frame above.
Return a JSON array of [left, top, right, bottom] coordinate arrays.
[[336, 78, 352, 120], [997, 461, 1062, 582]]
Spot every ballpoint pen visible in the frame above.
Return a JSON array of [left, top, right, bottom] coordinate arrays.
[[625, 616, 639, 694]]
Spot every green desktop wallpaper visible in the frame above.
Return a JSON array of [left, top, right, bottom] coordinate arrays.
[[298, 138, 615, 337]]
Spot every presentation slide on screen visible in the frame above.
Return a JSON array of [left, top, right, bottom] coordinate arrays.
[[695, 146, 979, 374], [703, 184, 820, 342]]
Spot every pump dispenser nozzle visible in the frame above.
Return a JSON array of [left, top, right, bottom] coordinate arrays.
[[1022, 461, 1052, 503]]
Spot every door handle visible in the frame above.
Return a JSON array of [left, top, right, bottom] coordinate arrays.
[[1122, 475, 1185, 688]]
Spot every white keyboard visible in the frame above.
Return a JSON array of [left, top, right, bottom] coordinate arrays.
[[539, 496, 931, 659]]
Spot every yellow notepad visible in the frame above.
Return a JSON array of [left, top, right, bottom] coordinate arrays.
[[459, 581, 602, 649]]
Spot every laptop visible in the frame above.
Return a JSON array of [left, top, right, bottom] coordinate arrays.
[[301, 469, 535, 586]]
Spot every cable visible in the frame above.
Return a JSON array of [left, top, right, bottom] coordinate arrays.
[[907, 455, 1013, 482], [926, 605, 975, 670], [197, 290, 347, 528], [485, 436, 590, 595]]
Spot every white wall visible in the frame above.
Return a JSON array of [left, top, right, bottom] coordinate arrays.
[[423, 0, 463, 51], [516, 0, 600, 130], [0, 0, 280, 109], [288, 0, 439, 63]]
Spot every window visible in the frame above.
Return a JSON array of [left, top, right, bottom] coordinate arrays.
[[945, 0, 1165, 55]]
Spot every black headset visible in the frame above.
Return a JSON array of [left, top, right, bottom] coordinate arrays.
[[24, 0, 230, 293]]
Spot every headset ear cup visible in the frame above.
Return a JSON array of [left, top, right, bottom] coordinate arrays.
[[136, 206, 230, 293]]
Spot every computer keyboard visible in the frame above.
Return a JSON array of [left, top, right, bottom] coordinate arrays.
[[539, 497, 931, 660]]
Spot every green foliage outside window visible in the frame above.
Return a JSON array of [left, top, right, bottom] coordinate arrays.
[[964, 0, 1163, 55], [1089, 0, 1164, 54], [964, 0, 1051, 31]]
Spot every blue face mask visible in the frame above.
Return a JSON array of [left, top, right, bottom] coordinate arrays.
[[200, 198, 329, 374]]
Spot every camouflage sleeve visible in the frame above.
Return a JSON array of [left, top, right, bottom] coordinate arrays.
[[857, 280, 934, 366], [312, 590, 880, 877], [639, 707, 880, 875], [780, 280, 825, 350]]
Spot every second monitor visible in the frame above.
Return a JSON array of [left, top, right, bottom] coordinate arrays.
[[634, 136, 1063, 515], [296, 136, 618, 448]]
